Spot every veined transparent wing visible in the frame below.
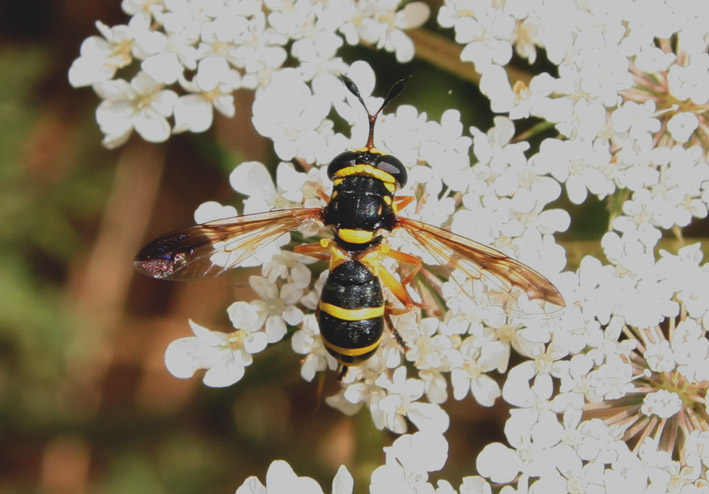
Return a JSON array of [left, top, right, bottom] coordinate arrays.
[[395, 216, 565, 317], [134, 208, 324, 281]]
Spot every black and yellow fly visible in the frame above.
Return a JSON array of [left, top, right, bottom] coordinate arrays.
[[134, 75, 565, 376]]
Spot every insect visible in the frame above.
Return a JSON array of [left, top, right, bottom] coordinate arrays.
[[135, 75, 565, 377]]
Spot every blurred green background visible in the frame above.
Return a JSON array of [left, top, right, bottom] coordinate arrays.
[[0, 1, 617, 493]]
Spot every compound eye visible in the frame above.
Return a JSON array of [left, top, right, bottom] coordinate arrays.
[[376, 154, 407, 187], [327, 151, 360, 180]]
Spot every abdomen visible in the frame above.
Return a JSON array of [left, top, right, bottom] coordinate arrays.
[[318, 260, 384, 365]]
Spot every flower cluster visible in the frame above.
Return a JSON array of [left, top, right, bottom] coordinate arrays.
[[69, 0, 429, 148], [234, 431, 449, 494], [71, 0, 709, 492], [167, 60, 572, 439], [430, 0, 709, 492]]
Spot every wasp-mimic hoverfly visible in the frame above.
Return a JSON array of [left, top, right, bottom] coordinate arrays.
[[135, 75, 565, 377]]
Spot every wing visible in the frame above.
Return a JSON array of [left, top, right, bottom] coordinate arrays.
[[396, 216, 564, 316], [134, 208, 324, 281]]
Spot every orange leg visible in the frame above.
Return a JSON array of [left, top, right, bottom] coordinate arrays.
[[295, 239, 351, 271], [381, 247, 422, 287], [376, 246, 424, 316], [394, 196, 415, 214], [378, 264, 416, 314], [294, 241, 331, 261], [313, 180, 331, 203]]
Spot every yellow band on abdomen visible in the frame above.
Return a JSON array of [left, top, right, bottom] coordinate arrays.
[[319, 301, 384, 321], [323, 337, 382, 358]]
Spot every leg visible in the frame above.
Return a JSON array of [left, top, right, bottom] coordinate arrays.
[[295, 239, 351, 270], [317, 186, 331, 203], [394, 196, 415, 214], [359, 244, 422, 314], [378, 264, 418, 314], [294, 240, 331, 261], [337, 365, 349, 381], [381, 247, 423, 286], [385, 312, 410, 352]]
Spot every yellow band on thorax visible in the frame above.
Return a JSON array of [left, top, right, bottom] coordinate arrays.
[[337, 228, 375, 244], [333, 164, 396, 184], [319, 301, 384, 321]]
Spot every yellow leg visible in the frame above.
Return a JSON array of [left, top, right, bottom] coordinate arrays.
[[378, 265, 416, 313]]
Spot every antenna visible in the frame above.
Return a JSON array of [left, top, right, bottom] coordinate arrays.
[[340, 74, 412, 150]]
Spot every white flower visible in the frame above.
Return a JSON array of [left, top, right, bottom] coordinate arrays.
[[230, 159, 324, 215], [326, 357, 389, 420], [251, 68, 331, 162], [235, 459, 352, 494], [503, 372, 557, 418], [671, 319, 709, 383], [226, 11, 287, 86], [502, 410, 565, 478], [469, 116, 531, 197], [153, 1, 209, 40], [638, 436, 702, 492], [405, 317, 459, 373], [229, 161, 278, 213], [193, 201, 237, 223], [667, 52, 709, 105], [640, 389, 683, 419], [438, 1, 515, 72], [643, 340, 676, 373], [164, 319, 267, 388], [587, 354, 635, 402], [292, 30, 346, 83], [417, 110, 473, 192], [370, 431, 448, 494], [375, 367, 450, 434], [331, 465, 354, 494], [138, 37, 187, 85], [450, 336, 503, 407], [291, 314, 338, 382], [656, 245, 709, 321], [247, 276, 304, 344], [476, 442, 521, 484], [94, 71, 177, 148], [458, 476, 493, 494], [262, 250, 314, 288], [387, 431, 449, 473], [173, 56, 240, 133], [610, 100, 661, 143], [121, 0, 165, 19], [265, 0, 319, 40], [361, 1, 430, 63], [68, 20, 136, 87], [536, 138, 616, 205], [339, 1, 429, 63]]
